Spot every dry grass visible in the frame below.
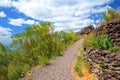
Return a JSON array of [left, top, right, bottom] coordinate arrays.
[[72, 47, 98, 80], [83, 32, 95, 47], [76, 68, 98, 80]]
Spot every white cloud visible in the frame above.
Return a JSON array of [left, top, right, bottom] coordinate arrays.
[[54, 18, 95, 31], [9, 18, 36, 26], [0, 0, 113, 31], [0, 26, 12, 45], [54, 27, 65, 31], [11, 0, 113, 18], [0, 0, 12, 7], [0, 11, 6, 17]]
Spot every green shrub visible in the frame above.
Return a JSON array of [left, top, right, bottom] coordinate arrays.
[[8, 63, 21, 80], [37, 56, 50, 65], [103, 8, 120, 23], [0, 66, 8, 80], [21, 64, 30, 77], [88, 34, 118, 52], [109, 46, 118, 52]]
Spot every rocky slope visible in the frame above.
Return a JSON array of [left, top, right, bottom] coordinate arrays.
[[84, 47, 120, 80], [84, 18, 120, 80]]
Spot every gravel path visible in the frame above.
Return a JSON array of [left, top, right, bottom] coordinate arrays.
[[32, 39, 83, 80]]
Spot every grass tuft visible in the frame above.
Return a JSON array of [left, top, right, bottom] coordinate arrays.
[[75, 49, 90, 77]]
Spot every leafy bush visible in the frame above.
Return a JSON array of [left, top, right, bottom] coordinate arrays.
[[84, 34, 118, 52], [108, 46, 118, 52], [8, 63, 21, 80], [37, 56, 50, 65], [103, 8, 120, 23], [90, 34, 112, 49], [0, 66, 8, 80]]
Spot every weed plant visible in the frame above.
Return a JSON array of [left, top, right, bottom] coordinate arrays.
[[75, 49, 90, 77]]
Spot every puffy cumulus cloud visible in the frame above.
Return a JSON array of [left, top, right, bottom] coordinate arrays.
[[9, 18, 36, 26], [0, 0, 12, 7], [54, 18, 95, 31], [0, 11, 6, 17], [0, 26, 12, 45], [11, 0, 112, 18], [54, 27, 65, 31], [1, 0, 113, 31]]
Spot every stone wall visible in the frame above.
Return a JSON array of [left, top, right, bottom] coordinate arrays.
[[106, 18, 120, 47], [84, 47, 120, 80], [83, 18, 120, 80]]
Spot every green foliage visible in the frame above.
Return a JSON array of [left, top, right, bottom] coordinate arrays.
[[87, 34, 118, 52], [103, 8, 120, 22], [0, 66, 8, 80], [75, 56, 84, 77], [8, 63, 21, 80], [109, 46, 118, 52], [99, 60, 106, 68], [90, 34, 112, 49], [37, 56, 50, 65], [0, 22, 78, 80], [0, 42, 6, 54], [75, 49, 90, 77]]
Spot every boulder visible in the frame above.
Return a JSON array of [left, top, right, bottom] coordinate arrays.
[[79, 25, 94, 34]]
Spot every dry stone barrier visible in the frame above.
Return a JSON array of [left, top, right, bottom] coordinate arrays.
[[106, 18, 120, 47], [84, 47, 120, 80], [84, 18, 120, 80]]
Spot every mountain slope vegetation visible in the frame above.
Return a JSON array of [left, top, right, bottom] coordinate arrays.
[[0, 22, 78, 80]]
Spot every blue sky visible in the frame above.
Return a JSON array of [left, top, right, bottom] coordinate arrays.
[[0, 0, 120, 45]]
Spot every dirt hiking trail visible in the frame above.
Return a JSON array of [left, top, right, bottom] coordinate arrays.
[[32, 39, 82, 80]]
